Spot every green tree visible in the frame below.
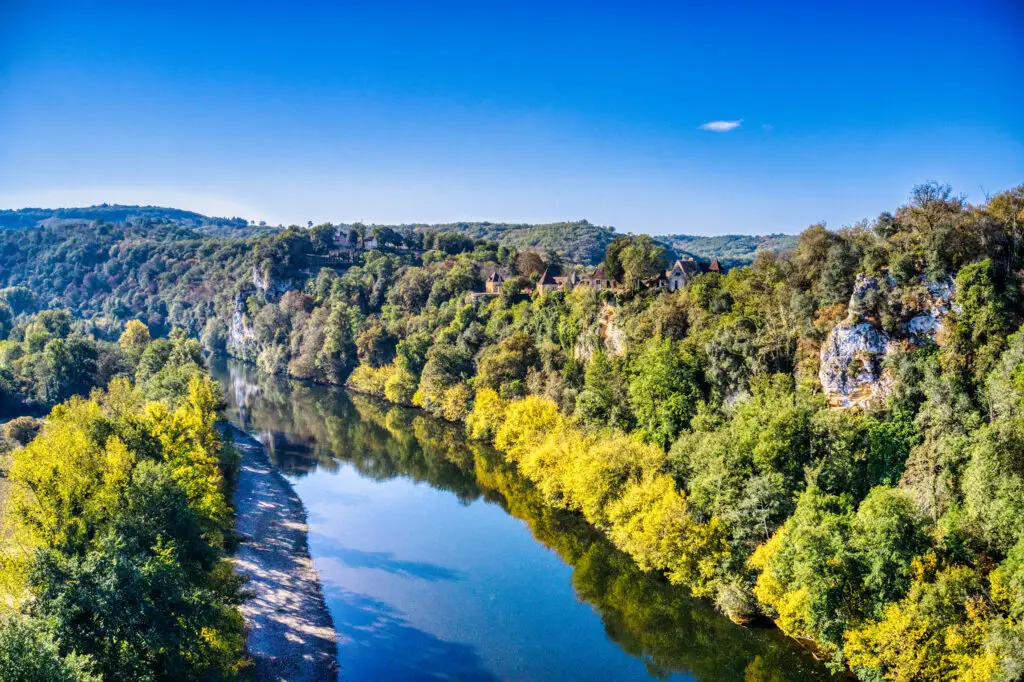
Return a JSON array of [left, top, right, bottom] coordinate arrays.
[[620, 236, 667, 290], [516, 251, 547, 278], [751, 486, 858, 661], [414, 342, 473, 417], [942, 258, 1015, 384], [866, 410, 918, 487], [627, 338, 701, 448], [962, 418, 1024, 552], [845, 559, 995, 681], [355, 322, 397, 368], [0, 612, 98, 682], [0, 285, 38, 315], [850, 486, 928, 619], [0, 302, 12, 340], [39, 335, 99, 404], [574, 350, 632, 430], [602, 236, 630, 282], [476, 333, 540, 398]]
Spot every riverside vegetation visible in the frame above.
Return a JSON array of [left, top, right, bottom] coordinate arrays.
[[0, 326, 247, 680], [0, 182, 1022, 679], [217, 359, 834, 680]]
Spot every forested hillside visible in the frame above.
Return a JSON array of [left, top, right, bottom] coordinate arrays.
[[657, 233, 799, 266], [0, 206, 798, 266], [1, 182, 1023, 680], [367, 220, 796, 266], [0, 204, 257, 235], [0, 323, 247, 679], [408, 219, 616, 264]]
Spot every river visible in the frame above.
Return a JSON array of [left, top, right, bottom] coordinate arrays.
[[214, 359, 836, 682]]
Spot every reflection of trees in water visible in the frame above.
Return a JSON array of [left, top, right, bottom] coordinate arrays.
[[216, 358, 482, 498], [215, 360, 835, 681], [473, 454, 836, 681]]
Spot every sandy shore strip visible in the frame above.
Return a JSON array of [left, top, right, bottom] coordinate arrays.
[[225, 424, 339, 682]]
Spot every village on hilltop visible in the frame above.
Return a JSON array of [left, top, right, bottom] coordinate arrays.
[[472, 255, 723, 301], [307, 223, 724, 302]]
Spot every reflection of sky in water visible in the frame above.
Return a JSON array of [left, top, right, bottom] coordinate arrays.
[[293, 466, 691, 681], [212, 359, 831, 682]]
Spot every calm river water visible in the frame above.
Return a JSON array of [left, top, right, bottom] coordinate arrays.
[[214, 359, 834, 682]]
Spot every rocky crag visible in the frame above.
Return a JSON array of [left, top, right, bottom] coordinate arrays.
[[819, 275, 956, 408]]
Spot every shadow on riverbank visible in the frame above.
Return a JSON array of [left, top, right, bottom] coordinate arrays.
[[225, 424, 338, 681]]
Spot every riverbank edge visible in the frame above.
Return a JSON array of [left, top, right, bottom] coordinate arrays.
[[222, 423, 339, 681], [233, 360, 829, 669], [340, 383, 836, 664]]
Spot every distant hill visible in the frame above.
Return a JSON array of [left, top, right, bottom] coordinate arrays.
[[403, 220, 616, 265], [655, 233, 799, 269], [0, 205, 799, 265], [0, 204, 269, 236], [398, 220, 797, 267]]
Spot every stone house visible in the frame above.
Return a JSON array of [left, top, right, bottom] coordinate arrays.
[[665, 257, 703, 291], [582, 265, 615, 289], [554, 271, 581, 289], [536, 268, 560, 295], [485, 270, 505, 294]]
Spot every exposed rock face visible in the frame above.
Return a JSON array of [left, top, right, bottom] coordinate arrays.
[[252, 264, 271, 295], [574, 303, 626, 360], [905, 279, 955, 343], [600, 304, 626, 356], [819, 275, 955, 409], [252, 263, 297, 301], [227, 291, 259, 362], [819, 322, 894, 408]]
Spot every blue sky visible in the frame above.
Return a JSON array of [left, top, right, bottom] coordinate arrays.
[[1, 0, 1021, 234]]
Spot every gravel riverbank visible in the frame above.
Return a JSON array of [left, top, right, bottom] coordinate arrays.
[[226, 425, 338, 681]]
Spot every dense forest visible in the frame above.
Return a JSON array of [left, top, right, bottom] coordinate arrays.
[[1, 182, 1023, 680], [657, 233, 799, 265], [395, 219, 617, 264], [396, 220, 798, 266], [0, 204, 252, 234], [0, 206, 796, 268], [0, 323, 246, 679]]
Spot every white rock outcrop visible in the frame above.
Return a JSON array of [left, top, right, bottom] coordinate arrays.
[[819, 322, 894, 408], [905, 279, 955, 343], [600, 304, 626, 356], [819, 275, 955, 409], [227, 291, 259, 362]]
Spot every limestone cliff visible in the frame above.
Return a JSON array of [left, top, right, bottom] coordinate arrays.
[[252, 263, 300, 301], [819, 275, 955, 408], [600, 304, 627, 356], [573, 303, 627, 361], [227, 290, 259, 362]]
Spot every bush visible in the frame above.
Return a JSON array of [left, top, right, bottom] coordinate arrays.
[[466, 388, 507, 441], [346, 363, 395, 398], [0, 612, 98, 682]]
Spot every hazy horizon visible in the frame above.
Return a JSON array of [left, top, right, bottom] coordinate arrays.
[[0, 200, 812, 237], [1, 185, 1022, 238]]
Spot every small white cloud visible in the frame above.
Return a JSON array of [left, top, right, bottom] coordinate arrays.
[[761, 123, 773, 131], [698, 119, 742, 132]]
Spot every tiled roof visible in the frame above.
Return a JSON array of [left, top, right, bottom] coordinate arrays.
[[668, 259, 702, 276], [538, 268, 559, 285]]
